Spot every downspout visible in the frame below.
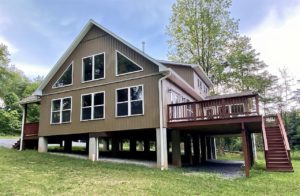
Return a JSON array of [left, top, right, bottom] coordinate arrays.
[[158, 69, 172, 133], [19, 105, 26, 151]]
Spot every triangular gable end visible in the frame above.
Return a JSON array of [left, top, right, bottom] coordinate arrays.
[[52, 63, 73, 88], [116, 50, 143, 76], [34, 19, 168, 96]]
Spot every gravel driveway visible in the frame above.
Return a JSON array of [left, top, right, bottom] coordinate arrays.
[[0, 139, 18, 148]]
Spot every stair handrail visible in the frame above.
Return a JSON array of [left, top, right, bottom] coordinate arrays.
[[276, 113, 290, 151], [262, 116, 268, 151]]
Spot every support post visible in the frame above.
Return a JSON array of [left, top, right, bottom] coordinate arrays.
[[200, 136, 207, 163], [192, 135, 200, 165], [184, 135, 193, 165], [112, 137, 119, 157], [252, 133, 257, 161], [38, 137, 48, 153], [64, 139, 72, 152], [89, 137, 99, 161], [171, 130, 181, 167], [20, 104, 28, 151], [241, 128, 251, 177], [144, 139, 150, 153], [211, 137, 217, 159], [206, 137, 212, 160], [156, 128, 168, 169], [130, 138, 137, 153]]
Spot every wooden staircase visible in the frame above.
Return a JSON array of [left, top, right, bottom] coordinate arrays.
[[263, 114, 293, 172]]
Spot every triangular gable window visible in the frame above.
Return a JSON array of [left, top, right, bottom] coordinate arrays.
[[116, 51, 143, 75], [53, 64, 73, 88]]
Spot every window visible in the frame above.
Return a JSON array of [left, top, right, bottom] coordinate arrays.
[[197, 78, 202, 90], [116, 85, 143, 117], [116, 51, 143, 75], [81, 92, 105, 121], [51, 97, 72, 124], [82, 53, 105, 82], [53, 63, 73, 88]]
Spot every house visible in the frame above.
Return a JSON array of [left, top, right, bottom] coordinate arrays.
[[18, 19, 293, 176]]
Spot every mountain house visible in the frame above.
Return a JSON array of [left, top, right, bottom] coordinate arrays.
[[17, 19, 293, 177]]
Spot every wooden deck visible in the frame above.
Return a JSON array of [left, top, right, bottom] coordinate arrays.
[[167, 94, 262, 133]]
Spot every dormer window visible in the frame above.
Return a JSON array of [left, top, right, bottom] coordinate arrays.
[[53, 63, 73, 88], [82, 53, 105, 82], [116, 51, 143, 76]]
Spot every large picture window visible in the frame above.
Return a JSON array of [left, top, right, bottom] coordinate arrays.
[[116, 51, 143, 76], [51, 97, 72, 124], [116, 85, 144, 117], [82, 53, 105, 82], [53, 63, 73, 88], [81, 92, 105, 121]]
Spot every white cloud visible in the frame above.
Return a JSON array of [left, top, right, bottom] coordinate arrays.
[[0, 36, 18, 54], [247, 4, 300, 80], [14, 62, 50, 78]]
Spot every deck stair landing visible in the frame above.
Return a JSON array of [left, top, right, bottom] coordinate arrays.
[[264, 115, 293, 172]]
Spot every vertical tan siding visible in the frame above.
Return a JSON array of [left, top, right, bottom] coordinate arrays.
[[39, 25, 161, 136]]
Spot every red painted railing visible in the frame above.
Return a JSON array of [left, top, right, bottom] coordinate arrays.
[[276, 114, 290, 151], [168, 95, 259, 123], [24, 122, 39, 138]]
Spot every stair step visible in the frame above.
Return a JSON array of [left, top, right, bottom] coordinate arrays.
[[267, 167, 293, 172]]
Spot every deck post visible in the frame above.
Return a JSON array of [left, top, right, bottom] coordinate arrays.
[[241, 128, 251, 177], [184, 135, 193, 165], [206, 137, 212, 160], [38, 136, 48, 153], [192, 135, 200, 165], [171, 130, 182, 167], [251, 133, 257, 161], [156, 128, 168, 169], [200, 136, 207, 163], [88, 137, 99, 161], [211, 137, 217, 159]]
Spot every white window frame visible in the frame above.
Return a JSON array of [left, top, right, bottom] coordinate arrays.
[[52, 62, 73, 89], [50, 97, 72, 124], [115, 84, 144, 117], [82, 52, 105, 83], [115, 50, 143, 76], [80, 91, 105, 121]]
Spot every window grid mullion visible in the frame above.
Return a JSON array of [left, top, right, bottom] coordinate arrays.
[[91, 93, 94, 120], [128, 87, 131, 116], [60, 99, 63, 123]]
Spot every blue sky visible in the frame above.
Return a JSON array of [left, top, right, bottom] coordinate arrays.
[[0, 0, 300, 79]]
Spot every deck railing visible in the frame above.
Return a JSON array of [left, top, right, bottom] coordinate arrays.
[[168, 95, 259, 123], [24, 122, 39, 138]]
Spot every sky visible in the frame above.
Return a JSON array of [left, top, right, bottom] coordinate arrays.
[[0, 0, 300, 81]]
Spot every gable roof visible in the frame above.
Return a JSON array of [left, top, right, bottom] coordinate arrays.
[[34, 19, 168, 95], [158, 60, 214, 88]]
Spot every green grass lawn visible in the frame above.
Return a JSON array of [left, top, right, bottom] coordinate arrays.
[[0, 147, 299, 195], [0, 135, 19, 139]]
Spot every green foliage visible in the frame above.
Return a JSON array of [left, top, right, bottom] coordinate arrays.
[[0, 43, 41, 135], [167, 0, 276, 95], [167, 0, 238, 78], [0, 110, 21, 134]]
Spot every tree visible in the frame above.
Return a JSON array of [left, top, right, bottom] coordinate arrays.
[[225, 36, 274, 93], [0, 43, 42, 135], [167, 0, 238, 84]]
